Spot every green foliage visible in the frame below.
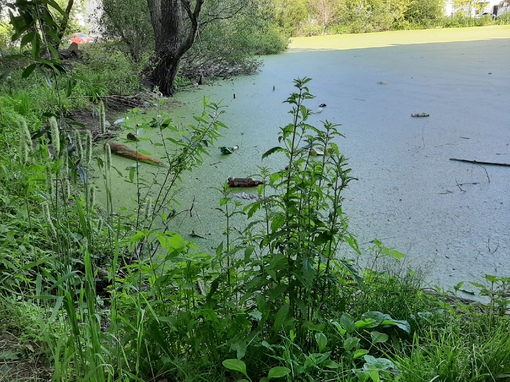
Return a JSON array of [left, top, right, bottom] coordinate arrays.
[[403, 0, 444, 25], [271, 0, 509, 36], [98, 0, 287, 81], [99, 0, 154, 62], [467, 275, 510, 316], [396, 319, 510, 381], [72, 43, 145, 96], [337, 0, 394, 33], [244, 77, 356, 329], [496, 11, 510, 24], [274, 0, 310, 36], [0, 19, 13, 48]]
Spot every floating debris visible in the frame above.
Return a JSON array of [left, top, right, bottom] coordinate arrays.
[[234, 192, 263, 201], [411, 113, 430, 118], [228, 177, 263, 187], [310, 147, 334, 156], [127, 132, 138, 141], [113, 117, 129, 126], [190, 230, 207, 239], [107, 141, 164, 166], [220, 145, 239, 155]]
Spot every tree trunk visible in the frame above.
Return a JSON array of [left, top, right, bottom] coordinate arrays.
[[147, 0, 204, 95]]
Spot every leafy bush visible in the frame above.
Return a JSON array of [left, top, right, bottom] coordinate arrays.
[[403, 0, 443, 25]]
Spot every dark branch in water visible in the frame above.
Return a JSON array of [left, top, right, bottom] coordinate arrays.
[[449, 158, 510, 167]]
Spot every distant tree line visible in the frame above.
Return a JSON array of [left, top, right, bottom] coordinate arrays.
[[272, 0, 509, 36]]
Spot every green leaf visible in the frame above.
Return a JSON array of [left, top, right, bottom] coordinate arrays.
[[267, 366, 290, 379], [324, 360, 340, 369], [353, 349, 369, 359], [339, 313, 356, 333], [22, 63, 36, 78], [382, 318, 410, 333], [315, 332, 328, 352], [231, 341, 247, 360], [20, 31, 35, 49], [222, 359, 250, 380], [273, 303, 289, 332], [485, 274, 500, 283], [363, 355, 395, 371], [129, 166, 136, 183], [366, 369, 380, 382], [343, 337, 359, 351], [65, 78, 77, 97], [330, 320, 346, 335], [244, 245, 255, 262], [370, 331, 389, 344], [31, 33, 41, 60], [215, 242, 224, 257], [38, 66, 52, 88], [262, 146, 284, 159]]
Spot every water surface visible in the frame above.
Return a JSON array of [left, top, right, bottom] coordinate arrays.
[[106, 26, 510, 292]]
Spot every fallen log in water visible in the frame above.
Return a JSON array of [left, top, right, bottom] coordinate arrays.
[[106, 141, 165, 166]]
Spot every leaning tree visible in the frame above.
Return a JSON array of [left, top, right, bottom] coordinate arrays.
[[147, 0, 204, 95]]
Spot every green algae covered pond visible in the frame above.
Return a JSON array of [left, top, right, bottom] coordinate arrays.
[[102, 26, 510, 293]]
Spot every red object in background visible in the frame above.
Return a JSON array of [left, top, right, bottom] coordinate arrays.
[[69, 33, 94, 44]]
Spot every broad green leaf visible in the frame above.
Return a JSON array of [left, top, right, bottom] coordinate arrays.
[[244, 245, 255, 262], [370, 331, 388, 344], [366, 369, 380, 382], [222, 359, 249, 380], [215, 242, 224, 257], [231, 341, 247, 360], [361, 311, 410, 333], [343, 337, 359, 351], [339, 313, 356, 333], [382, 318, 410, 333], [485, 274, 500, 283], [315, 332, 328, 352], [273, 303, 289, 331], [324, 360, 340, 369], [248, 309, 262, 321], [267, 366, 290, 379], [331, 320, 346, 335], [363, 355, 395, 371]]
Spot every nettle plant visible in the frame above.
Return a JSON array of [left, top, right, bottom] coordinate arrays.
[[219, 78, 410, 381], [239, 77, 357, 329]]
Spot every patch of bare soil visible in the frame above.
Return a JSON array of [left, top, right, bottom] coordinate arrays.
[[0, 332, 51, 381]]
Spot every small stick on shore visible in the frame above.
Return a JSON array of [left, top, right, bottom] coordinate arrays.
[[449, 158, 510, 167]]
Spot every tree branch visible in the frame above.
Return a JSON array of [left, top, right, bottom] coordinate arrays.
[[450, 158, 510, 167]]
